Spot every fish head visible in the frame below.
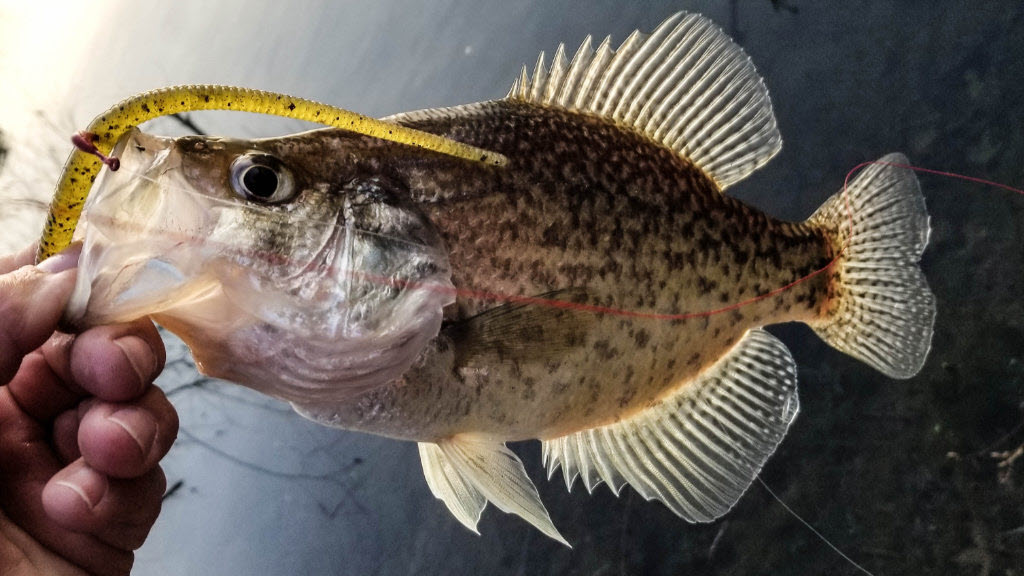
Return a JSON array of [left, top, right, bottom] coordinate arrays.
[[67, 127, 455, 403]]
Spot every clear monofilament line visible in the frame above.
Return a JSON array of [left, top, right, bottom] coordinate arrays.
[[757, 478, 876, 576]]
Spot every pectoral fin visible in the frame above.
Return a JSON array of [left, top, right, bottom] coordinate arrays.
[[446, 288, 596, 366], [541, 328, 799, 522], [419, 435, 569, 546]]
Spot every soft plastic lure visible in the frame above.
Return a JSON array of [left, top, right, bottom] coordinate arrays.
[[35, 84, 507, 262]]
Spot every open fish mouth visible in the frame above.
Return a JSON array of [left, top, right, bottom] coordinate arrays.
[[66, 128, 455, 403], [67, 130, 216, 326]]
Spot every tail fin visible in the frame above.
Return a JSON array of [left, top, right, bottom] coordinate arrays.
[[808, 153, 935, 379]]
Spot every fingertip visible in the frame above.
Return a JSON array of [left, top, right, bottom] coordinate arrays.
[[70, 320, 164, 402], [106, 407, 158, 463], [0, 265, 78, 381], [42, 462, 109, 530], [113, 335, 161, 395], [78, 389, 177, 479], [78, 406, 151, 479], [43, 461, 168, 552], [36, 243, 82, 274]]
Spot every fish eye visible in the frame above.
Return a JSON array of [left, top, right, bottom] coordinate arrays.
[[230, 153, 296, 204]]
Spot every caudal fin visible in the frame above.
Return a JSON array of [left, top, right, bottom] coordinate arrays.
[[808, 153, 935, 379]]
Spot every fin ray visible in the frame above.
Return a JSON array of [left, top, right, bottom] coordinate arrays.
[[617, 14, 691, 126], [808, 153, 935, 379], [509, 12, 781, 189], [419, 436, 569, 546], [556, 36, 593, 106], [418, 442, 487, 533], [542, 329, 799, 522]]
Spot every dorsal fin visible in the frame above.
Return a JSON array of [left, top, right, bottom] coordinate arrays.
[[507, 12, 781, 190]]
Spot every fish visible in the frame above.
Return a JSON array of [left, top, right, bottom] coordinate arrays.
[[64, 12, 935, 544]]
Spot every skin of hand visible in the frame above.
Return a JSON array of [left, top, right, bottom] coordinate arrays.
[[0, 243, 177, 576]]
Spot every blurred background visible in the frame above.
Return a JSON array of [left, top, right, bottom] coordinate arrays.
[[1, 1, 1022, 574]]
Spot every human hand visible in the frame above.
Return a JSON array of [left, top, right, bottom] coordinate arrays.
[[0, 243, 177, 576]]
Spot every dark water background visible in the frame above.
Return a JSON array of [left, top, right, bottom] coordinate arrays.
[[2, 1, 1022, 574]]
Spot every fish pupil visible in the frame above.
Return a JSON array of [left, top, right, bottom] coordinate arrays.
[[242, 165, 279, 199]]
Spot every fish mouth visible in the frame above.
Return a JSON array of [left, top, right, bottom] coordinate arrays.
[[66, 128, 214, 326], [67, 128, 455, 404]]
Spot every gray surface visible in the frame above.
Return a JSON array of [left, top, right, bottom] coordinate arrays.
[[2, 1, 1023, 574]]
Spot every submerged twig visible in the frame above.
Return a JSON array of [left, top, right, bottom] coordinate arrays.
[[169, 113, 207, 136], [176, 427, 369, 516], [993, 444, 1023, 485], [163, 479, 185, 501], [770, 0, 799, 14]]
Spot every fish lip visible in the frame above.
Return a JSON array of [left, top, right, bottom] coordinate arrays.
[[109, 127, 176, 166], [65, 128, 202, 327]]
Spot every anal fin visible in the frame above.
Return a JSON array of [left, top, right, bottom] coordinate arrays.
[[542, 329, 799, 522], [418, 435, 569, 546]]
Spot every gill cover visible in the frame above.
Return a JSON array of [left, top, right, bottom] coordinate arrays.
[[67, 129, 455, 402]]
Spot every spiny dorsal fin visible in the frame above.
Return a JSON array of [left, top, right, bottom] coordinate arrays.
[[419, 436, 569, 546], [541, 329, 799, 522], [507, 12, 781, 190]]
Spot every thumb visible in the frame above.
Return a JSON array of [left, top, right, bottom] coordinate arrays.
[[0, 246, 80, 383]]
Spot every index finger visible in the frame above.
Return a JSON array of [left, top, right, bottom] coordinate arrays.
[[0, 258, 78, 383], [0, 243, 37, 274]]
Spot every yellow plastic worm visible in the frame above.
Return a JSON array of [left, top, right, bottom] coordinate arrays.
[[36, 85, 507, 262]]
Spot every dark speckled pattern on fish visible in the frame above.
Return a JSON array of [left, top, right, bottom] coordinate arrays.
[[306, 99, 835, 441], [60, 10, 940, 546], [61, 11, 939, 545]]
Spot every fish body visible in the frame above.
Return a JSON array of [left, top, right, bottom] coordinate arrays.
[[273, 99, 832, 442], [66, 13, 934, 542]]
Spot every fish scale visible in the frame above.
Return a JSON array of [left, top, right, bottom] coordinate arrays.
[[280, 100, 830, 444], [404, 101, 831, 324]]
